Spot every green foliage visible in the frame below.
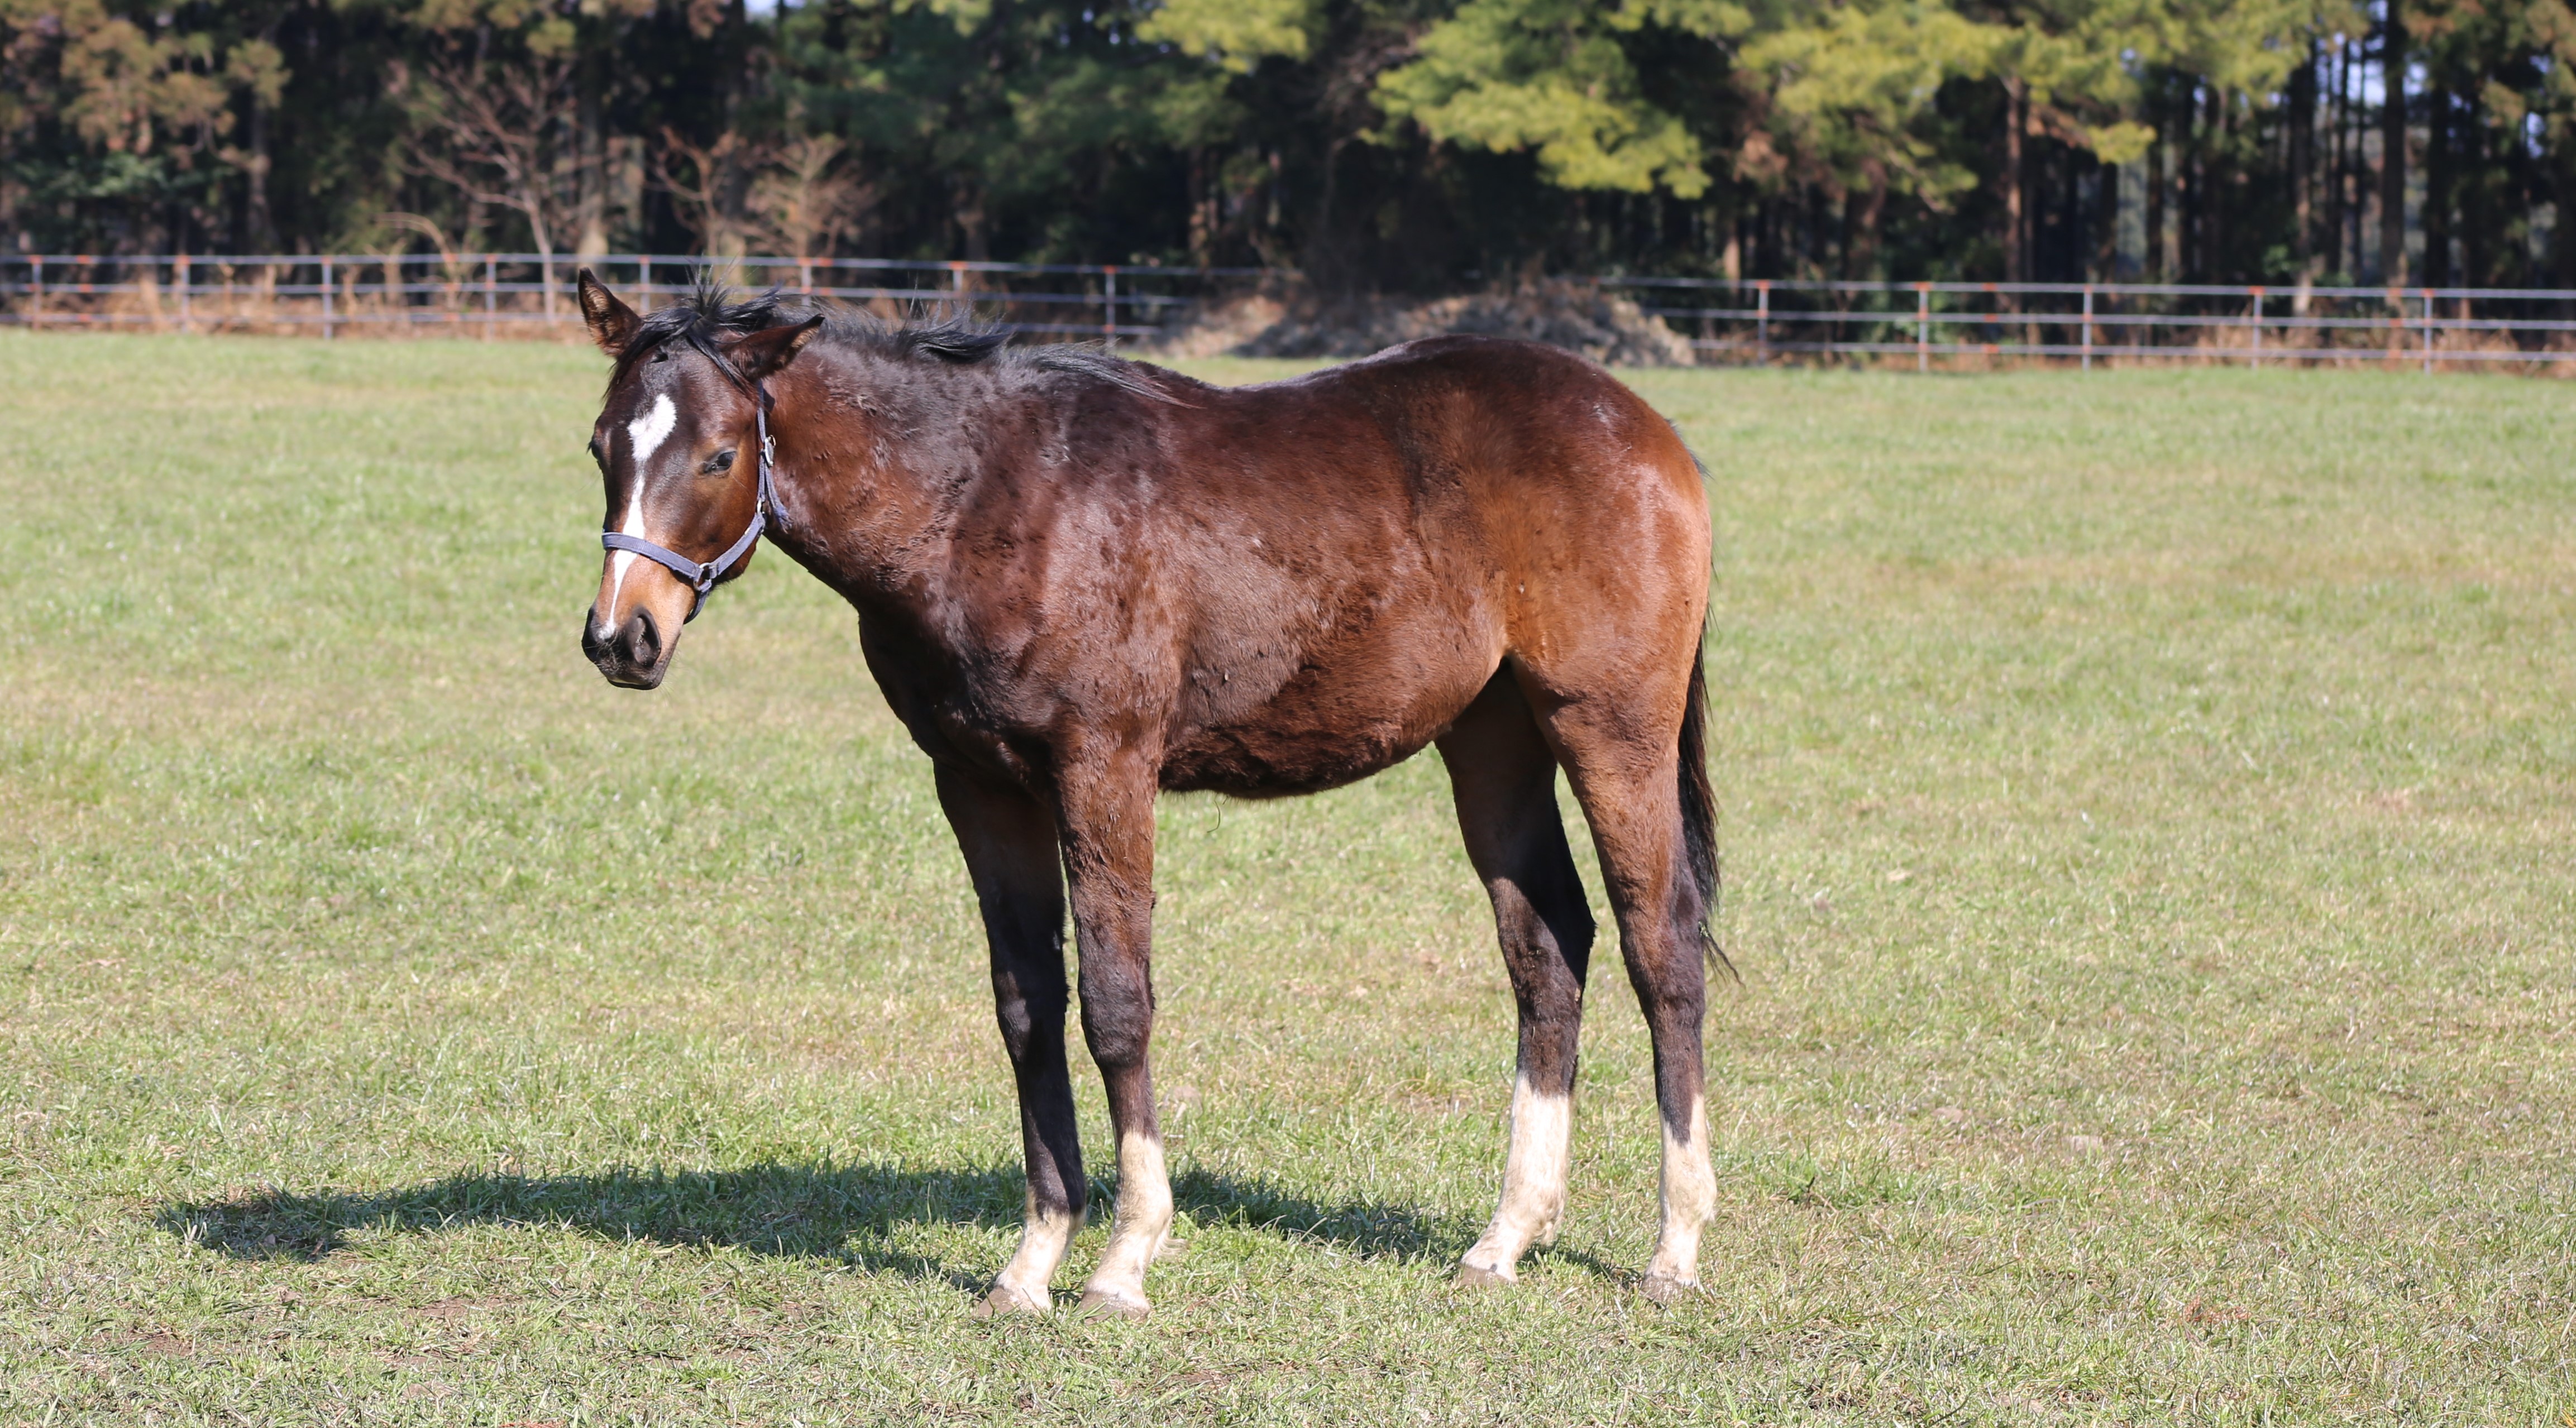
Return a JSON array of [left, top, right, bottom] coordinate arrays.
[[1136, 0, 1321, 70], [1375, 0, 1722, 195], [1737, 0, 2001, 199], [0, 0, 2567, 285]]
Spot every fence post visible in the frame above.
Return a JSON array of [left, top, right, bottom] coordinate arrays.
[[484, 255, 497, 339], [638, 255, 651, 313], [1917, 282, 1930, 372], [177, 252, 192, 334], [2421, 289, 2434, 375], [949, 261, 968, 321], [2082, 284, 2094, 372], [1756, 280, 1770, 366], [321, 255, 334, 339], [1103, 265, 1119, 353], [2249, 285, 2263, 368], [28, 254, 40, 330]]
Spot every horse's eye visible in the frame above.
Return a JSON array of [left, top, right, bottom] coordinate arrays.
[[587, 436, 604, 464], [704, 449, 737, 474]]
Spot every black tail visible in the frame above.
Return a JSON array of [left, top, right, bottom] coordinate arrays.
[[1677, 632, 1733, 980]]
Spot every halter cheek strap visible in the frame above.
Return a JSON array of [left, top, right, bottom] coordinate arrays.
[[600, 396, 781, 624]]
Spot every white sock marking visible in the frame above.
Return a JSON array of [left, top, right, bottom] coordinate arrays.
[[1648, 1095, 1713, 1286], [1083, 1129, 1174, 1308], [992, 1195, 1080, 1312], [1462, 1070, 1572, 1278]]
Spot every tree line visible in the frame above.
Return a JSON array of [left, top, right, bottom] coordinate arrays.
[[2, 0, 2567, 289]]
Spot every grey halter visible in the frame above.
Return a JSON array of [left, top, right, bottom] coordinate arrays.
[[600, 391, 779, 624]]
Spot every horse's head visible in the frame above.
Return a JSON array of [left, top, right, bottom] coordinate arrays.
[[575, 270, 820, 689]]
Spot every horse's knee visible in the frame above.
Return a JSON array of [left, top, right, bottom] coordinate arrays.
[[990, 982, 1068, 1063], [1078, 995, 1153, 1071]]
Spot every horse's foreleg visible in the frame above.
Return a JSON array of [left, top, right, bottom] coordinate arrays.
[[938, 764, 1083, 1317], [1055, 755, 1172, 1317], [1439, 674, 1597, 1286]]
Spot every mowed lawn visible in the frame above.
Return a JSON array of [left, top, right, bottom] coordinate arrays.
[[0, 331, 2569, 1426]]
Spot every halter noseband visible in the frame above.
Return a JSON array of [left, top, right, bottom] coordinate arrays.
[[599, 385, 780, 624]]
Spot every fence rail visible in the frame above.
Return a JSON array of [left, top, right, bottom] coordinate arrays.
[[1595, 275, 2576, 371], [5, 254, 2573, 371], [0, 253, 1260, 349]]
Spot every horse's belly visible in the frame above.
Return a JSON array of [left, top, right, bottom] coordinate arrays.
[[1159, 542, 1502, 796], [1159, 657, 1490, 797], [1160, 716, 1427, 797]]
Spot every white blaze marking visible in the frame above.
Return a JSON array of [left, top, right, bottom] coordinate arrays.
[[1461, 1070, 1573, 1280], [605, 393, 678, 617], [627, 391, 678, 466]]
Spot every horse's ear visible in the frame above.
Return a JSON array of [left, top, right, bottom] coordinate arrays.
[[726, 314, 826, 382], [577, 269, 641, 356]]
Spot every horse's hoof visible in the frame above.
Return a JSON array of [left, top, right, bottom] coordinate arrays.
[[1637, 1272, 1700, 1305], [1074, 1288, 1151, 1319], [972, 1284, 1049, 1319], [1453, 1263, 1516, 1289]]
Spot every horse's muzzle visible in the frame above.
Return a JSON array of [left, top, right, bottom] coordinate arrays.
[[582, 607, 667, 689]]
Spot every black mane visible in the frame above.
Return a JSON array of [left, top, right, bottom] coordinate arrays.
[[610, 280, 1188, 402]]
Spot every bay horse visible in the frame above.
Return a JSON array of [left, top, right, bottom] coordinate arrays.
[[571, 272, 1719, 1315]]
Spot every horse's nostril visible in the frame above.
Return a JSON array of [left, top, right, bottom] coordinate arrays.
[[620, 608, 661, 667]]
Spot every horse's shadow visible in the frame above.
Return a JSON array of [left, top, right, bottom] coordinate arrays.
[[154, 1161, 1510, 1291]]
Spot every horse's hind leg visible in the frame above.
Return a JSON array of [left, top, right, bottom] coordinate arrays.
[[1438, 672, 1598, 1286], [938, 764, 1085, 1317], [1543, 692, 1715, 1302]]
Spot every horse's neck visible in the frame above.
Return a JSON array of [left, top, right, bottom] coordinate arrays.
[[772, 352, 991, 610]]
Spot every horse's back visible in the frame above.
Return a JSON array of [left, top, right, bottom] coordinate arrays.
[[1204, 334, 1702, 543], [1203, 334, 1710, 659]]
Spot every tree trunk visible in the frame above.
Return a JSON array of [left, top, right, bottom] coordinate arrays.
[[1845, 164, 1885, 280], [2459, 87, 2488, 284], [527, 206, 557, 322], [2003, 76, 2026, 283], [2094, 151, 2117, 279], [2146, 120, 2166, 281], [2209, 87, 2228, 279], [957, 180, 991, 262], [2560, 142, 2576, 286], [2422, 83, 2450, 286], [2182, 100, 2202, 279], [2328, 41, 2346, 274], [244, 91, 276, 252], [575, 75, 610, 260], [2292, 41, 2316, 271], [2349, 39, 2367, 274], [2070, 150, 2098, 280], [1187, 148, 1212, 267], [2379, 1, 2408, 284]]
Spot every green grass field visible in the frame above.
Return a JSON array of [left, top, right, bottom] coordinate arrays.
[[0, 332, 2569, 1425]]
